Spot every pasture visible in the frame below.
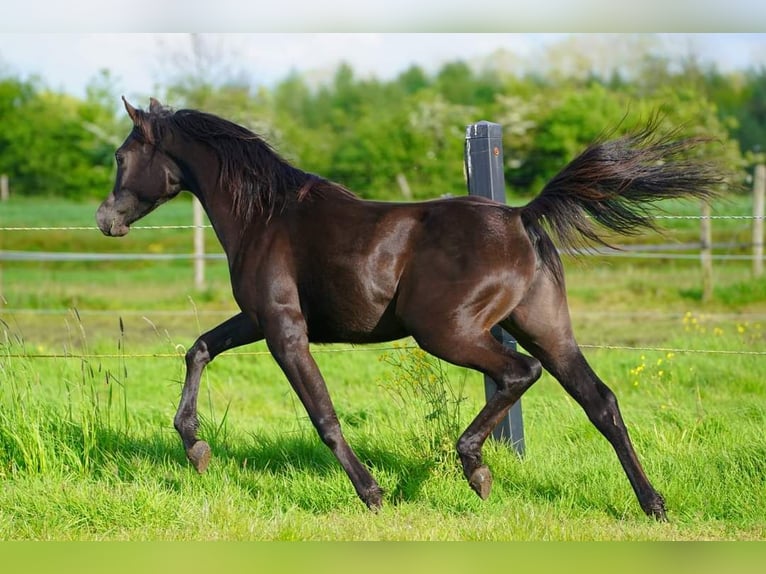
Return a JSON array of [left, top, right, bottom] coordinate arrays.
[[1, 195, 765, 540]]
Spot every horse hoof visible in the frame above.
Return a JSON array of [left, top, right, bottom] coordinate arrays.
[[647, 503, 668, 522], [644, 493, 667, 521], [652, 508, 668, 522], [187, 440, 211, 473], [468, 465, 493, 500], [363, 486, 384, 511]]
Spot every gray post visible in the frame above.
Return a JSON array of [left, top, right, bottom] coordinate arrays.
[[464, 120, 525, 456]]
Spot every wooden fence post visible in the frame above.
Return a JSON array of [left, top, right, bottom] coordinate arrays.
[[396, 173, 412, 200], [753, 164, 765, 278], [193, 197, 205, 290], [700, 201, 714, 302], [464, 120, 525, 456]]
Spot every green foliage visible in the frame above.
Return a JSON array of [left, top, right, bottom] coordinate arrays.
[[0, 43, 762, 202], [379, 343, 468, 465], [507, 83, 629, 193], [0, 70, 125, 200], [735, 67, 766, 160]]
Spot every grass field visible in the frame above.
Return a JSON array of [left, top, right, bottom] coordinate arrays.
[[1, 195, 765, 540]]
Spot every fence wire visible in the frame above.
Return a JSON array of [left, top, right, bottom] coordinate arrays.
[[3, 236, 765, 263], [3, 342, 764, 361], [2, 213, 764, 360], [0, 225, 213, 231], [1, 214, 765, 232]]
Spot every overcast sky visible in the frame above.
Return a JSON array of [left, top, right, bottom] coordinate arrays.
[[1, 33, 765, 101]]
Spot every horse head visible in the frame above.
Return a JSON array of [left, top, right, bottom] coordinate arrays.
[[96, 97, 183, 237]]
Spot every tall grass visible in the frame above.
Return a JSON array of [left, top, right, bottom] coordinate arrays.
[[1, 309, 765, 540], [378, 342, 469, 465], [0, 311, 129, 479]]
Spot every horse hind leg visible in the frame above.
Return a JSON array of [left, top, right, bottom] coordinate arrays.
[[459, 344, 542, 500], [545, 348, 666, 519], [412, 330, 542, 500], [502, 304, 667, 520]]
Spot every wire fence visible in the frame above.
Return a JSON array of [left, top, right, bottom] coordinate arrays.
[[2, 213, 765, 361], [2, 305, 764, 359], [2, 214, 766, 231], [1, 224, 213, 231], [3, 342, 766, 361], [2, 215, 765, 262], [3, 248, 761, 262]]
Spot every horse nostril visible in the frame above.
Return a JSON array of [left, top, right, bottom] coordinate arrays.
[[96, 211, 112, 236], [108, 218, 130, 237]]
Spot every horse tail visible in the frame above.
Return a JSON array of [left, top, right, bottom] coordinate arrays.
[[518, 120, 726, 277]]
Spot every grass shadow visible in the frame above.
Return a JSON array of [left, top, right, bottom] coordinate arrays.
[[218, 432, 438, 509], [57, 421, 438, 512]]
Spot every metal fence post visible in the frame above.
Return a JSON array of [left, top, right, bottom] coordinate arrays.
[[464, 120, 525, 456]]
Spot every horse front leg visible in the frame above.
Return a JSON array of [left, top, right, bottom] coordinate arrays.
[[263, 309, 384, 509], [174, 312, 263, 472]]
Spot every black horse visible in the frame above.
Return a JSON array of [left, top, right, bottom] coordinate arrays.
[[97, 98, 722, 519]]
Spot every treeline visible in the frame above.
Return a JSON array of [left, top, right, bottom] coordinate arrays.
[[1, 52, 765, 202]]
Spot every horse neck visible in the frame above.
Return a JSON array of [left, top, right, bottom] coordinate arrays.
[[167, 138, 247, 259], [165, 133, 352, 259]]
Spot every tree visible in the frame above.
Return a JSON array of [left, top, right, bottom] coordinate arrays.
[[396, 65, 430, 95], [0, 42, 752, 203], [736, 67, 766, 159], [504, 81, 745, 197], [507, 84, 631, 195], [0, 71, 121, 199], [0, 75, 37, 185]]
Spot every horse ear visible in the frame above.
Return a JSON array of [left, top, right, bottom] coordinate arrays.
[[122, 96, 139, 125], [149, 97, 163, 114]]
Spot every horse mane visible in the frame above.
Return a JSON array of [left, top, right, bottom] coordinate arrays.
[[138, 103, 356, 222]]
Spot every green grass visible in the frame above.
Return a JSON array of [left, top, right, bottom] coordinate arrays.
[[1, 316, 765, 540], [1, 196, 765, 540]]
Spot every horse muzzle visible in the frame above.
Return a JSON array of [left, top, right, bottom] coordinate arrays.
[[96, 204, 131, 237], [101, 219, 131, 237]]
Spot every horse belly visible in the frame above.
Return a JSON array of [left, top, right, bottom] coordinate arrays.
[[302, 284, 406, 344]]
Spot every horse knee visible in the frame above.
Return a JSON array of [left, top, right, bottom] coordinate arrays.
[[185, 339, 211, 369]]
